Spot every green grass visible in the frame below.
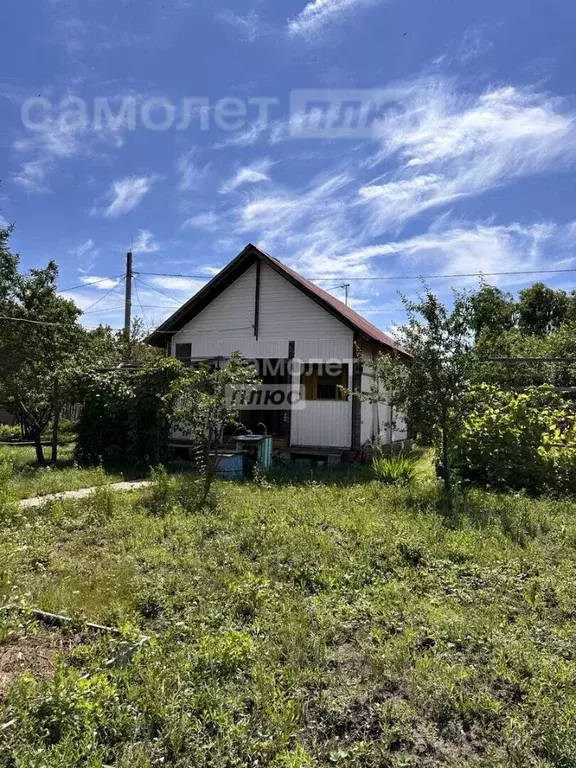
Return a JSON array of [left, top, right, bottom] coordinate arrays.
[[3, 443, 133, 500], [2, 465, 576, 765]]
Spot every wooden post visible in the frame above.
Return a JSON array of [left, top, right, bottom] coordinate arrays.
[[124, 251, 133, 344]]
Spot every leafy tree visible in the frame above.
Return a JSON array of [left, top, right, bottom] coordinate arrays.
[[474, 321, 576, 390], [75, 358, 182, 469], [362, 288, 475, 498], [0, 223, 18, 302], [452, 384, 576, 495], [518, 283, 569, 335], [0, 231, 87, 465], [470, 282, 515, 339], [88, 318, 162, 367], [172, 353, 259, 510]]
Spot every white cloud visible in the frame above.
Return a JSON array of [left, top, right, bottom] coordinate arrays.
[[177, 150, 210, 192], [151, 275, 207, 294], [182, 211, 220, 231], [288, 0, 380, 37], [80, 275, 121, 290], [342, 221, 575, 288], [220, 159, 273, 194], [217, 10, 262, 41], [132, 229, 161, 254], [12, 160, 50, 192], [101, 176, 155, 218], [69, 238, 101, 272], [360, 81, 576, 233], [12, 96, 127, 193]]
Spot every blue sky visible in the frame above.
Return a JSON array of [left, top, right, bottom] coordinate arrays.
[[1, 0, 575, 332]]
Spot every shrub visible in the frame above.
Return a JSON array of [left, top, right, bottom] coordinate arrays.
[[372, 452, 417, 486], [452, 384, 576, 494], [0, 424, 21, 441], [0, 451, 17, 522], [75, 359, 182, 470], [145, 466, 174, 518]]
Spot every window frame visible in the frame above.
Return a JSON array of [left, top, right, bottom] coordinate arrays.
[[301, 363, 349, 402], [175, 343, 192, 364]]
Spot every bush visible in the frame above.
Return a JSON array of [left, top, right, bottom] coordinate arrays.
[[75, 359, 182, 470], [372, 451, 417, 486], [146, 466, 174, 518], [0, 452, 17, 522], [145, 467, 219, 517], [0, 424, 21, 441], [452, 385, 576, 495]]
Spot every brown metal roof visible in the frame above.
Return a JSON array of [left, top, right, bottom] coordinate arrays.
[[261, 250, 408, 355], [148, 244, 410, 357]]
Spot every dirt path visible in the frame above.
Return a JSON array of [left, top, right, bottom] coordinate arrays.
[[19, 480, 152, 509]]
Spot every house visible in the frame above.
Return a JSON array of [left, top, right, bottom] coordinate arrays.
[[148, 244, 410, 460]]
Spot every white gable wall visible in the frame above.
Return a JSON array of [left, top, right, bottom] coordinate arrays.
[[171, 262, 354, 448]]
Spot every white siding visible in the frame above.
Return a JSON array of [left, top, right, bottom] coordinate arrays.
[[170, 261, 356, 448], [359, 342, 408, 446], [172, 263, 353, 365], [258, 265, 352, 340], [290, 360, 353, 448], [291, 403, 352, 448]]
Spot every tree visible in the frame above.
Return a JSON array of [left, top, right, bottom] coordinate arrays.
[[364, 288, 475, 498], [470, 282, 515, 340], [172, 354, 259, 510], [0, 224, 18, 302], [0, 233, 88, 466], [88, 318, 162, 367], [518, 283, 569, 335]]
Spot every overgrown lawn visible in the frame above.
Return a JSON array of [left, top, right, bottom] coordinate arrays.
[[1, 471, 576, 765]]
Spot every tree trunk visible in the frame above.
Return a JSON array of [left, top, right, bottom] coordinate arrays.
[[440, 408, 452, 499], [34, 433, 46, 467], [51, 377, 60, 467]]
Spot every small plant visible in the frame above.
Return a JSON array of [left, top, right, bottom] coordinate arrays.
[[0, 451, 18, 523], [145, 465, 175, 518], [372, 451, 417, 486]]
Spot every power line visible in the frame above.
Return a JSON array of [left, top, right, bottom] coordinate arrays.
[[0, 315, 123, 331], [136, 267, 576, 283], [133, 280, 153, 333], [60, 275, 124, 292], [134, 276, 182, 305], [83, 306, 125, 315], [82, 277, 126, 314]]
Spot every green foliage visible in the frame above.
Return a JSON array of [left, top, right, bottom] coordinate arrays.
[[518, 282, 571, 335], [453, 384, 576, 494], [146, 465, 174, 517], [372, 451, 417, 486], [0, 451, 17, 522], [172, 352, 260, 508], [88, 318, 163, 367], [75, 358, 183, 470], [362, 286, 475, 495], [0, 228, 88, 466], [3, 475, 576, 765], [470, 281, 516, 340], [0, 423, 20, 441]]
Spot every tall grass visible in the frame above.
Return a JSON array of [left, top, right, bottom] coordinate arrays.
[[1, 471, 576, 765], [372, 450, 418, 486]]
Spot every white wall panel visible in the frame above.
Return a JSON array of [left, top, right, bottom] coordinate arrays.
[[291, 402, 352, 448]]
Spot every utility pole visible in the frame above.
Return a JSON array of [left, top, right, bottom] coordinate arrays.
[[344, 283, 350, 306], [124, 251, 133, 343]]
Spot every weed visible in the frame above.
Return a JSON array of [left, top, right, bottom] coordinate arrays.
[[372, 452, 417, 486]]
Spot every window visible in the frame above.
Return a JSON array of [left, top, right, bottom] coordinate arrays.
[[301, 364, 349, 401], [175, 343, 192, 363]]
